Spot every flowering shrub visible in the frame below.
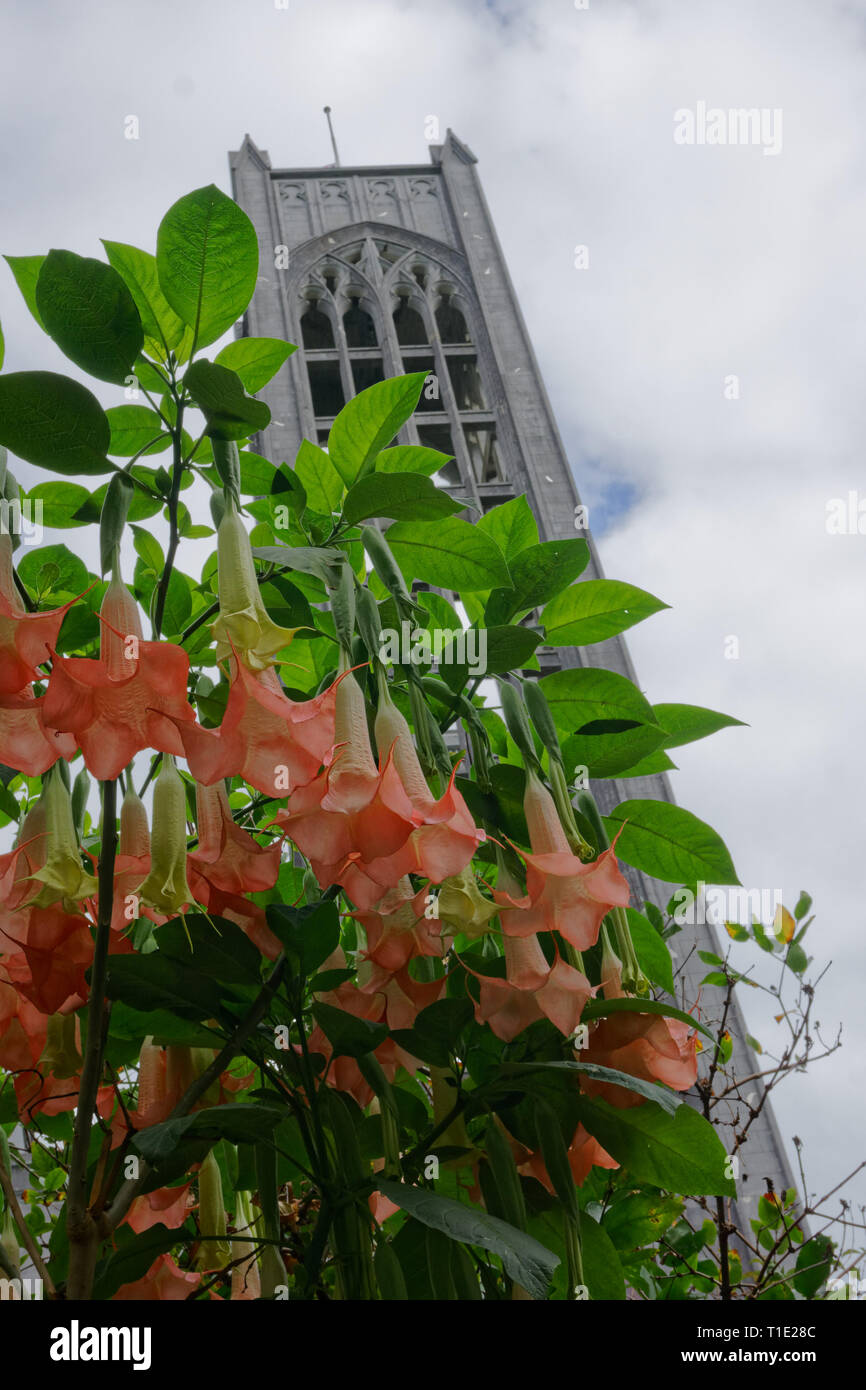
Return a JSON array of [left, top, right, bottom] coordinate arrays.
[[0, 184, 825, 1302]]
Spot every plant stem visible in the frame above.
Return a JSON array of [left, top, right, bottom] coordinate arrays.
[[65, 777, 118, 1300], [152, 403, 184, 638]]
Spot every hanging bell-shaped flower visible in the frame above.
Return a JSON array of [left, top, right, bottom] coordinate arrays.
[[136, 757, 193, 916]]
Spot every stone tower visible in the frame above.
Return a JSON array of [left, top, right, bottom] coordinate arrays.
[[229, 130, 799, 1236]]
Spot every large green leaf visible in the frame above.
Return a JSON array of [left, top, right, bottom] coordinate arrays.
[[486, 539, 589, 622], [35, 250, 143, 385], [476, 493, 539, 560], [540, 667, 657, 734], [106, 404, 170, 457], [18, 543, 91, 599], [542, 579, 668, 646], [311, 1002, 388, 1058], [293, 439, 343, 514], [606, 799, 740, 886], [390, 998, 474, 1067], [344, 471, 465, 525], [575, 1096, 737, 1197], [562, 720, 668, 779], [375, 1180, 559, 1300], [156, 184, 258, 350], [26, 482, 92, 529], [651, 702, 747, 750], [501, 1060, 682, 1113], [266, 900, 340, 976], [386, 516, 510, 590], [4, 254, 46, 329], [627, 907, 675, 994], [215, 336, 296, 392], [105, 951, 227, 1021], [581, 1213, 626, 1300], [376, 444, 451, 477], [133, 1104, 282, 1164], [155, 914, 264, 987], [184, 359, 270, 440], [102, 239, 194, 363], [0, 372, 112, 475], [328, 374, 428, 486]]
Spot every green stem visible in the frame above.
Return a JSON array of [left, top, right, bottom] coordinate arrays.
[[66, 777, 118, 1300], [151, 402, 185, 638]]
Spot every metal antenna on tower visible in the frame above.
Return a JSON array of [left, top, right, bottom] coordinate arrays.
[[323, 106, 341, 167]]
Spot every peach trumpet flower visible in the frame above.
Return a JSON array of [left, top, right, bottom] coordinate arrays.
[[41, 571, 195, 780], [496, 769, 630, 952]]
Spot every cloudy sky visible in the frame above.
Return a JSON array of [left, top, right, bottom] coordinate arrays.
[[1, 0, 864, 1228]]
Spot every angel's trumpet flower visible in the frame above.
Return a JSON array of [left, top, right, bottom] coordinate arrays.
[[212, 498, 301, 671], [0, 532, 73, 694], [41, 571, 194, 779], [29, 766, 97, 908], [136, 757, 192, 916]]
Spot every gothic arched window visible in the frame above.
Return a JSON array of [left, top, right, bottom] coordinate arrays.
[[343, 299, 378, 348], [393, 297, 428, 347], [300, 299, 335, 350], [435, 293, 470, 345]]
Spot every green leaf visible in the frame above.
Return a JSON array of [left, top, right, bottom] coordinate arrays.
[[542, 579, 668, 646], [266, 900, 341, 977], [311, 1002, 388, 1058], [106, 404, 170, 457], [18, 542, 89, 597], [793, 1237, 833, 1298], [386, 516, 510, 590], [294, 439, 343, 514], [4, 254, 46, 329], [391, 998, 473, 1066], [344, 471, 465, 525], [237, 450, 277, 494], [606, 799, 740, 886], [105, 952, 226, 1021], [328, 373, 428, 486], [184, 360, 271, 440], [134, 1104, 282, 1164], [0, 371, 112, 475], [35, 250, 143, 385], [487, 539, 589, 622], [102, 240, 194, 363], [602, 1191, 682, 1251], [159, 569, 193, 636], [476, 493, 539, 560], [155, 914, 264, 986], [785, 941, 809, 975], [793, 890, 812, 922], [376, 444, 452, 477], [375, 1180, 559, 1300], [651, 702, 747, 750], [540, 667, 657, 734], [581, 1213, 626, 1299], [562, 720, 668, 779], [131, 524, 164, 575], [626, 907, 675, 994], [504, 1060, 683, 1113], [156, 184, 258, 351], [26, 482, 92, 529], [215, 336, 296, 392], [252, 543, 343, 588], [575, 1096, 736, 1197]]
